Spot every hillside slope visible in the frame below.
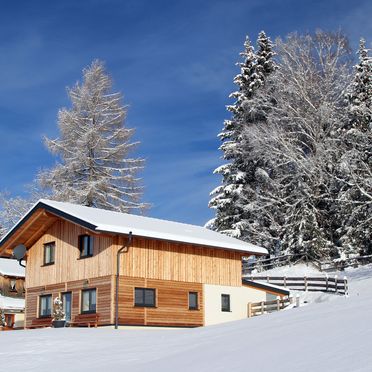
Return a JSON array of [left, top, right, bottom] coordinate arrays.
[[0, 265, 371, 372]]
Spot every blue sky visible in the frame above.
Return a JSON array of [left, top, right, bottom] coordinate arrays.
[[0, 0, 371, 225]]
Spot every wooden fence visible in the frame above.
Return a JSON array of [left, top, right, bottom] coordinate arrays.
[[247, 275, 348, 295], [247, 296, 296, 318]]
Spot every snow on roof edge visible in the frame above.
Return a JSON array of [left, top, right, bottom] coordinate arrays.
[[1, 199, 268, 256], [0, 199, 42, 248], [96, 224, 268, 254]]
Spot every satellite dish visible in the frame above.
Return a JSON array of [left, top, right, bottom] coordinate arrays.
[[13, 244, 27, 261]]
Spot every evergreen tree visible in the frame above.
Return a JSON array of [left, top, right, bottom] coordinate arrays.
[[337, 39, 372, 256], [207, 34, 267, 236], [236, 31, 279, 248], [39, 60, 148, 213]]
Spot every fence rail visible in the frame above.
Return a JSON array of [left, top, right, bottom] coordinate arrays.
[[247, 296, 295, 318], [247, 275, 348, 295]]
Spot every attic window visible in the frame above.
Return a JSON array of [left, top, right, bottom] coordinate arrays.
[[79, 235, 94, 258], [43, 242, 55, 266]]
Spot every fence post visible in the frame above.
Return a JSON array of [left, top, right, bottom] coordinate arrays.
[[295, 294, 300, 308], [334, 275, 338, 293], [343, 276, 348, 296], [284, 276, 287, 287], [248, 303, 252, 318], [304, 276, 308, 292], [267, 276, 270, 284], [276, 296, 280, 311], [325, 274, 329, 292], [261, 301, 265, 315]]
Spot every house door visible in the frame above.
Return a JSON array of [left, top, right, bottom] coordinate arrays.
[[62, 292, 72, 321]]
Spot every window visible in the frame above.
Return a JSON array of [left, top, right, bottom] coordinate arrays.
[[43, 242, 55, 265], [9, 279, 17, 292], [79, 235, 94, 258], [134, 288, 156, 307], [221, 294, 230, 312], [81, 289, 96, 314], [39, 295, 52, 317], [189, 292, 198, 310]]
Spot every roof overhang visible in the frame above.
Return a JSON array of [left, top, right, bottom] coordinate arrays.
[[0, 200, 268, 258], [0, 201, 95, 257]]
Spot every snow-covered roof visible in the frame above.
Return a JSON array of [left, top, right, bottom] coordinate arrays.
[[0, 294, 25, 311], [0, 258, 25, 277], [1, 199, 267, 255]]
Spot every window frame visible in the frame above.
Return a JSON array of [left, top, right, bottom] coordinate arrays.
[[78, 235, 94, 259], [81, 288, 97, 314], [134, 287, 156, 308], [188, 291, 198, 310], [221, 294, 231, 312], [39, 294, 52, 318], [43, 242, 55, 266]]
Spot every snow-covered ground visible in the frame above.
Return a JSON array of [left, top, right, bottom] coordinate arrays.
[[0, 265, 371, 372]]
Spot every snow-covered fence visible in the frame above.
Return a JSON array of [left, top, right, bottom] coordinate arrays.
[[248, 275, 348, 295], [247, 296, 294, 318]]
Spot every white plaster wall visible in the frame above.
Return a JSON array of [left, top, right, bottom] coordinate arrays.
[[14, 313, 24, 328], [203, 284, 277, 326]]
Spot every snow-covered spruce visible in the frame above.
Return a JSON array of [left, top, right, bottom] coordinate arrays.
[[207, 32, 276, 242], [39, 60, 148, 213], [336, 38, 372, 256]]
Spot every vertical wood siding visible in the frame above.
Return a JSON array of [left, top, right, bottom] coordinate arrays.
[[120, 237, 243, 286], [26, 220, 116, 288], [25, 218, 245, 289]]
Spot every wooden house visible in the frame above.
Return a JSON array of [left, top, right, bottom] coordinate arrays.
[[0, 199, 286, 328], [0, 258, 25, 329]]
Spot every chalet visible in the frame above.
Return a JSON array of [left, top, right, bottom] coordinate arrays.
[[0, 199, 287, 328], [0, 258, 25, 329]]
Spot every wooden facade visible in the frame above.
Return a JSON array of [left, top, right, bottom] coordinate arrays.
[[0, 275, 25, 298], [15, 212, 247, 328], [25, 276, 112, 328], [26, 219, 243, 289]]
